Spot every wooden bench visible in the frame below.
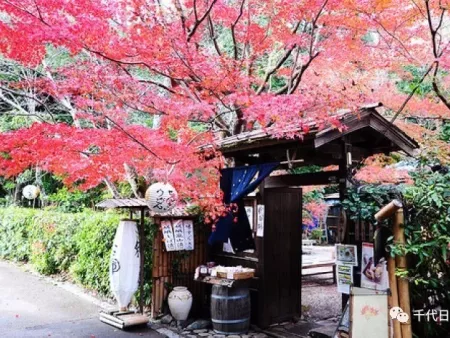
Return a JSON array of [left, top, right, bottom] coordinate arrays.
[[303, 239, 317, 246], [302, 262, 336, 284]]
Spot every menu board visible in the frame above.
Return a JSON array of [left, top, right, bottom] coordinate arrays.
[[256, 205, 265, 237], [336, 264, 353, 294], [173, 219, 185, 251], [161, 219, 194, 252], [245, 206, 254, 229], [183, 220, 194, 251], [161, 220, 176, 251]]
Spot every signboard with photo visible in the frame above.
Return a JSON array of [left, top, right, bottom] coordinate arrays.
[[335, 244, 358, 266], [361, 242, 389, 291]]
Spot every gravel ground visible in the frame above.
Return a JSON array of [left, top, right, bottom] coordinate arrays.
[[301, 279, 341, 321], [301, 245, 341, 322]]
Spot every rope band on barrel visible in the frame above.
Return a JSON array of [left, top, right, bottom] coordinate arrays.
[[214, 330, 248, 335], [211, 294, 248, 300], [211, 318, 250, 324]]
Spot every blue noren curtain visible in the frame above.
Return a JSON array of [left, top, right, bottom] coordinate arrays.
[[208, 162, 279, 251]]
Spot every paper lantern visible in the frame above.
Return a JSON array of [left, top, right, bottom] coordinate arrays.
[[110, 220, 140, 311], [23, 185, 40, 200], [145, 182, 178, 213]]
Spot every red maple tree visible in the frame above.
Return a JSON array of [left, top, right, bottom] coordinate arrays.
[[0, 0, 450, 212]]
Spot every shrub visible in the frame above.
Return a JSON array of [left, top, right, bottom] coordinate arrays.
[[310, 229, 323, 241], [47, 187, 106, 212], [400, 171, 450, 337], [343, 172, 450, 337], [69, 211, 120, 296], [0, 207, 154, 302]]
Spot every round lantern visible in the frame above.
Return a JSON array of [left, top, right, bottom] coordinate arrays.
[[145, 182, 178, 213], [110, 220, 140, 311], [23, 185, 40, 200]]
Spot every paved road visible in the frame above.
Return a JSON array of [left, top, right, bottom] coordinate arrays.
[[0, 261, 165, 338]]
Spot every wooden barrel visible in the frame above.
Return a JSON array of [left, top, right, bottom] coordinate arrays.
[[211, 285, 250, 334]]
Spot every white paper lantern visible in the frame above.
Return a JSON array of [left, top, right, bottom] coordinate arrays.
[[110, 220, 141, 311], [22, 185, 40, 200], [145, 182, 178, 213]]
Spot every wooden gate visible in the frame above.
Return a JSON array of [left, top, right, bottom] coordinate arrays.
[[260, 188, 302, 326]]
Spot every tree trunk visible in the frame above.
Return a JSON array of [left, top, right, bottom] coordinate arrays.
[[124, 163, 142, 198], [104, 178, 122, 198], [35, 166, 47, 207]]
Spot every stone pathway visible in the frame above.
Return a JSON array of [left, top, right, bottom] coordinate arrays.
[[155, 326, 270, 338], [151, 316, 269, 338]]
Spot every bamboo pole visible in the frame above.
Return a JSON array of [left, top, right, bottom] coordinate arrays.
[[375, 199, 404, 338], [388, 255, 401, 338], [394, 210, 412, 338], [374, 200, 403, 222]]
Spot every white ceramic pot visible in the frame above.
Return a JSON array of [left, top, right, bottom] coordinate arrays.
[[168, 286, 193, 320]]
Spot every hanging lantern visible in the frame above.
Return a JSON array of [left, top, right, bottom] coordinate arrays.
[[23, 185, 40, 200], [145, 182, 178, 213], [109, 220, 140, 311]]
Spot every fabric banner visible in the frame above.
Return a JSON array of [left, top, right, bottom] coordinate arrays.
[[208, 162, 279, 251], [109, 220, 140, 310]]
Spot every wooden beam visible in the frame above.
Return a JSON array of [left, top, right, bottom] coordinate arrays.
[[264, 170, 341, 188], [369, 115, 417, 156], [314, 112, 371, 148]]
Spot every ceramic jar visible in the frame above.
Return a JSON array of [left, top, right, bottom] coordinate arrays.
[[168, 286, 193, 320]]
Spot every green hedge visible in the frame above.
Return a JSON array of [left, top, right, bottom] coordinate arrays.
[[0, 207, 154, 301]]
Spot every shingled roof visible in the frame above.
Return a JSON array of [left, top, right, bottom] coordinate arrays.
[[212, 103, 418, 157]]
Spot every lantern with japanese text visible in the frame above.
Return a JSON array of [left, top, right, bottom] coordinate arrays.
[[22, 185, 40, 200], [109, 220, 140, 311], [145, 182, 178, 213]]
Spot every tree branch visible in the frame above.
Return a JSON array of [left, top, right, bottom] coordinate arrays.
[[187, 0, 218, 42], [432, 63, 450, 110], [231, 0, 246, 60], [390, 62, 437, 125], [256, 46, 296, 94], [208, 15, 221, 56]]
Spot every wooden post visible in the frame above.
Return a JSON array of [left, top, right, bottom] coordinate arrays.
[[139, 208, 145, 314], [339, 140, 351, 310], [394, 209, 412, 338]]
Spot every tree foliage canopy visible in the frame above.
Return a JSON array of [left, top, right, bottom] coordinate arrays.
[[1, 0, 450, 212]]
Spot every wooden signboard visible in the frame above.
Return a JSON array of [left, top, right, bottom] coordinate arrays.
[[183, 220, 194, 251], [161, 220, 176, 251], [161, 219, 194, 252]]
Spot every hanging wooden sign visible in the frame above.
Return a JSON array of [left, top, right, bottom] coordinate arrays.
[[183, 220, 194, 251], [245, 206, 254, 230], [173, 219, 185, 251], [256, 205, 265, 237], [161, 219, 194, 252], [161, 220, 176, 251]]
